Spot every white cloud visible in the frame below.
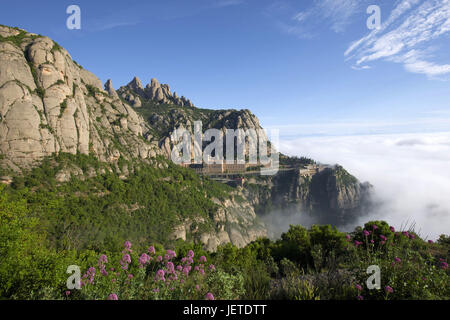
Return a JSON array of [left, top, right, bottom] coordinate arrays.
[[267, 0, 365, 38], [265, 117, 450, 137], [346, 0, 450, 77], [279, 131, 450, 240], [313, 0, 361, 33], [212, 0, 244, 8]]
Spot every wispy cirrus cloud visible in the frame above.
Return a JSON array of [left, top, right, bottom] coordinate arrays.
[[267, 0, 366, 38], [212, 0, 244, 7], [346, 0, 450, 78]]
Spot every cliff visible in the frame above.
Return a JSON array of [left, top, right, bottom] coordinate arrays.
[[0, 25, 372, 251]]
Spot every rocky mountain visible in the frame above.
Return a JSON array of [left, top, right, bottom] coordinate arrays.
[[0, 25, 372, 251], [117, 76, 194, 108], [243, 163, 373, 237], [0, 25, 164, 172]]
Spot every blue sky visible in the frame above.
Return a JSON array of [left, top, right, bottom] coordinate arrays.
[[1, 0, 450, 137]]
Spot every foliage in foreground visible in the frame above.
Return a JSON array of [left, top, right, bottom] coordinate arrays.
[[0, 154, 448, 300]]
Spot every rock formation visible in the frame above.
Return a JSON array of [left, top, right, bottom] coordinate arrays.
[[118, 76, 194, 107], [0, 25, 161, 171], [0, 25, 372, 251]]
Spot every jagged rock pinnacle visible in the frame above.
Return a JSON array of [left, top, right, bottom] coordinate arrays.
[[104, 79, 119, 99], [128, 76, 144, 91]]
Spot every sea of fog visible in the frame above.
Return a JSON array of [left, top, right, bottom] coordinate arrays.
[[275, 131, 450, 241]]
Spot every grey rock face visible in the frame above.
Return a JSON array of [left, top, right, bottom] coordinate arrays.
[[118, 76, 195, 107], [0, 25, 268, 252], [243, 165, 373, 230], [0, 26, 162, 170], [104, 79, 119, 100]]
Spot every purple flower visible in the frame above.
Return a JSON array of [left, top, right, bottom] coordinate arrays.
[[209, 264, 216, 272], [65, 291, 71, 296], [157, 256, 163, 262], [139, 253, 150, 266], [402, 231, 409, 237], [166, 249, 177, 259], [122, 254, 131, 263], [169, 273, 178, 281], [205, 293, 214, 300], [380, 235, 387, 241], [148, 246, 156, 255], [124, 241, 132, 250], [389, 226, 395, 232], [441, 262, 449, 270], [380, 241, 386, 245], [428, 240, 434, 244], [199, 256, 207, 263], [370, 240, 374, 244], [199, 269, 205, 275], [188, 250, 195, 258], [372, 225, 378, 230], [195, 284, 200, 291], [345, 234, 351, 240], [394, 257, 401, 263], [354, 240, 363, 247], [385, 286, 394, 293], [356, 295, 364, 300], [128, 274, 133, 279], [98, 254, 108, 264], [177, 265, 183, 271], [409, 234, 416, 239], [166, 262, 175, 272], [108, 293, 118, 300], [355, 284, 362, 291], [363, 230, 370, 237], [182, 265, 192, 276], [155, 269, 166, 281]]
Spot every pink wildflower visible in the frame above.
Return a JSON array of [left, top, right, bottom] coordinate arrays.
[[108, 293, 118, 300], [155, 269, 165, 282], [385, 286, 394, 293]]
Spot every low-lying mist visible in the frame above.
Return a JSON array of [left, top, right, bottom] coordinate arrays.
[[274, 131, 450, 241], [261, 210, 321, 240]]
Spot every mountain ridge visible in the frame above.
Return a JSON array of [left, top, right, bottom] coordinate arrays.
[[0, 25, 372, 251]]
